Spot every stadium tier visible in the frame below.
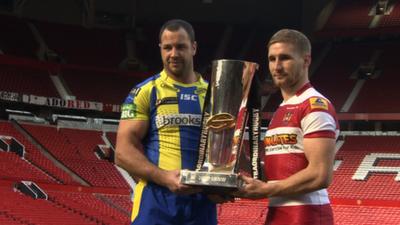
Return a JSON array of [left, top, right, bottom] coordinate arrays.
[[263, 40, 400, 113], [332, 205, 400, 225], [0, 151, 56, 183], [0, 14, 38, 58], [2, 119, 400, 224], [60, 68, 145, 104], [97, 193, 132, 216], [330, 136, 400, 201], [20, 123, 129, 189], [323, 0, 374, 30], [47, 190, 129, 224], [0, 121, 78, 185], [32, 20, 127, 68], [378, 2, 400, 27], [317, 0, 400, 37], [218, 199, 268, 225], [0, 182, 131, 225], [310, 42, 375, 112], [0, 64, 59, 98], [105, 132, 117, 149], [0, 185, 98, 225], [348, 41, 400, 112]]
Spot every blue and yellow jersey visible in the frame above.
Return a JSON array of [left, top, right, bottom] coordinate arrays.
[[121, 70, 208, 171]]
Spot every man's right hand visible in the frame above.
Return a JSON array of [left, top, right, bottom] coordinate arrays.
[[157, 169, 202, 195]]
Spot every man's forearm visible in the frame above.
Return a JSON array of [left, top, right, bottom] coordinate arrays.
[[115, 139, 166, 185], [266, 166, 331, 198]]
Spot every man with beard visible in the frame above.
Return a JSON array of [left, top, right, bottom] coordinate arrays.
[[235, 29, 339, 225], [115, 19, 216, 225]]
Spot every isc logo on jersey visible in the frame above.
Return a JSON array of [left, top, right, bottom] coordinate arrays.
[[156, 114, 201, 128], [180, 94, 198, 101]]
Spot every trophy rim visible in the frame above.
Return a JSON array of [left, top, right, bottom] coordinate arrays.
[[212, 58, 258, 65]]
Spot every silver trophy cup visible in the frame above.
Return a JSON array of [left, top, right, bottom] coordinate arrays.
[[180, 59, 259, 193]]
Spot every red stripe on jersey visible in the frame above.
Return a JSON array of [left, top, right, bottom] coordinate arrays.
[[264, 153, 308, 180], [304, 130, 336, 139], [266, 204, 333, 225]]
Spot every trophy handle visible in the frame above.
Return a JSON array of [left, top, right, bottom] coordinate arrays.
[[231, 62, 258, 173], [195, 86, 211, 171]]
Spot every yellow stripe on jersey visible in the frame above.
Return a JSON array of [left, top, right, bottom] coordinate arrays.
[[131, 180, 147, 222], [155, 81, 182, 170], [198, 89, 205, 113]]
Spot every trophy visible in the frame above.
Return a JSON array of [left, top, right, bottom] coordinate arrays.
[[180, 59, 261, 193]]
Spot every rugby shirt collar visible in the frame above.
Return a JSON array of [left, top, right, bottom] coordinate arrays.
[[296, 82, 312, 96], [160, 70, 207, 88]]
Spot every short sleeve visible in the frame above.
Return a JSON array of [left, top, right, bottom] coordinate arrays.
[[120, 86, 149, 120], [301, 97, 338, 139]]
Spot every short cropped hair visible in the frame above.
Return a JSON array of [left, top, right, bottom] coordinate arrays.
[[267, 29, 311, 56], [159, 19, 195, 43]]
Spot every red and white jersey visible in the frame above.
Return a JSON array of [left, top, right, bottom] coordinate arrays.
[[263, 83, 339, 225]]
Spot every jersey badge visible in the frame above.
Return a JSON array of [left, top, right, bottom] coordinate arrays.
[[121, 104, 137, 119], [282, 112, 293, 123], [309, 97, 328, 110]]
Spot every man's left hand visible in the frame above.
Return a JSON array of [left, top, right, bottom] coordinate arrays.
[[234, 174, 269, 199]]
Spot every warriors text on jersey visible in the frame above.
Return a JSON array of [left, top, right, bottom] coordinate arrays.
[[263, 83, 339, 225]]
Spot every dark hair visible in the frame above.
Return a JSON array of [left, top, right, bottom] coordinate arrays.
[[267, 29, 311, 56], [159, 19, 195, 43]]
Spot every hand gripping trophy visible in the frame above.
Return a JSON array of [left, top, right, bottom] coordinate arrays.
[[180, 59, 263, 193]]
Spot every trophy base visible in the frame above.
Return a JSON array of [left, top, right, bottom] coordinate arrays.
[[180, 170, 242, 194]]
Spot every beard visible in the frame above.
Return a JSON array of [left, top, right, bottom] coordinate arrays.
[[165, 60, 188, 77], [272, 74, 290, 88], [272, 72, 301, 90]]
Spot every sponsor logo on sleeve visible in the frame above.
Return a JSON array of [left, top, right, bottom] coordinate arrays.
[[121, 104, 137, 119], [309, 97, 328, 110]]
